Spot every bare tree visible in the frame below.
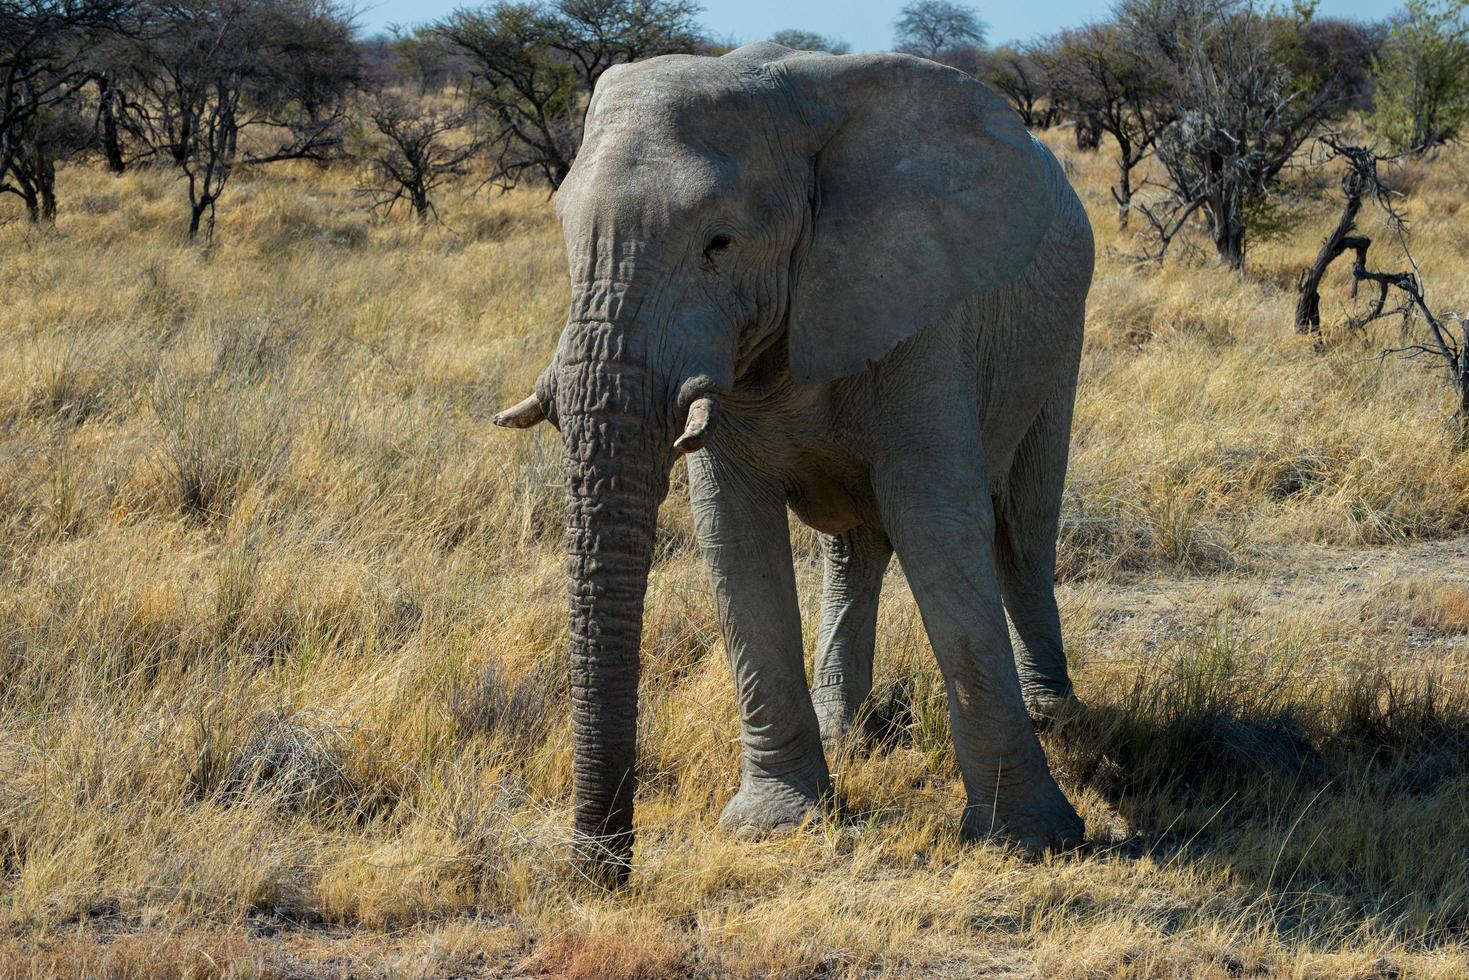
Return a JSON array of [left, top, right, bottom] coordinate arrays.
[[976, 45, 1055, 129], [90, 68, 129, 172], [0, 94, 91, 220], [1294, 137, 1377, 338], [893, 0, 986, 64], [356, 94, 483, 221], [768, 29, 850, 54], [0, 0, 134, 221], [1126, 0, 1361, 267], [436, 4, 577, 190], [1040, 23, 1176, 227], [437, 0, 704, 192], [1295, 136, 1469, 447], [118, 0, 360, 240], [551, 0, 704, 91]]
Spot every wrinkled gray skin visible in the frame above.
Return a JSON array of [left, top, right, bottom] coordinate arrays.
[[495, 43, 1094, 884]]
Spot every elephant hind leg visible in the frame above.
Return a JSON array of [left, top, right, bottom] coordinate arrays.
[[846, 315, 1082, 853], [993, 391, 1077, 724], [872, 437, 1083, 855], [811, 525, 892, 747]]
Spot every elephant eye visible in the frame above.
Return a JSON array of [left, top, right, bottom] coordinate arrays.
[[702, 233, 732, 269]]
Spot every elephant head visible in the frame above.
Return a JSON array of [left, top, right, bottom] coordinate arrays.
[[495, 44, 1055, 883]]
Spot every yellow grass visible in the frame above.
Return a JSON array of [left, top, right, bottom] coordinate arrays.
[[1, 129, 1468, 977]]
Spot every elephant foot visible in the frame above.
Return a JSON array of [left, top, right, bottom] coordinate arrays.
[[1022, 685, 1082, 733], [719, 769, 831, 839], [960, 776, 1084, 857], [813, 697, 849, 746], [814, 697, 871, 749]]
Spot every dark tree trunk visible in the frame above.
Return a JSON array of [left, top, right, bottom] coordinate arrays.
[[1457, 363, 1469, 453], [1215, 226, 1244, 269], [1455, 321, 1469, 453], [96, 74, 126, 175], [20, 186, 40, 223], [171, 121, 191, 166], [1295, 168, 1365, 335], [38, 158, 56, 222], [557, 325, 670, 884], [1208, 191, 1245, 270], [1113, 136, 1134, 230], [7, 144, 59, 224], [1074, 112, 1101, 151], [187, 194, 211, 239]]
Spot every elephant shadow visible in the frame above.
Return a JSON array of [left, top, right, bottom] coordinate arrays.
[[1054, 693, 1469, 948], [846, 676, 1469, 950]]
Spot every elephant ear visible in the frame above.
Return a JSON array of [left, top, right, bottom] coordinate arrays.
[[774, 53, 1056, 384]]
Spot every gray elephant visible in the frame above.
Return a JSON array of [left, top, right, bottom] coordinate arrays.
[[495, 43, 1094, 884]]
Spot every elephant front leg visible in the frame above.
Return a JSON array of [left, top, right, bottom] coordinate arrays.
[[687, 450, 832, 836], [811, 526, 892, 746]]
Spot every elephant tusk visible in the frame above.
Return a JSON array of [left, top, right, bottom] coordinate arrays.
[[493, 393, 546, 429], [674, 394, 719, 453]]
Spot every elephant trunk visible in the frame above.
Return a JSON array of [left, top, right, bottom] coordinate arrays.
[[557, 324, 672, 884]]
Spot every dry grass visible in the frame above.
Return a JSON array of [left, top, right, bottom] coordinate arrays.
[[0, 129, 1467, 977]]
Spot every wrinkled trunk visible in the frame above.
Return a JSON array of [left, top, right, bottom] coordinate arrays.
[[558, 324, 670, 883]]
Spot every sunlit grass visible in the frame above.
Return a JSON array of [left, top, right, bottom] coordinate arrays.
[[0, 135, 1467, 976]]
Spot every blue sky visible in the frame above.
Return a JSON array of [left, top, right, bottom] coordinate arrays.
[[360, 0, 1394, 48]]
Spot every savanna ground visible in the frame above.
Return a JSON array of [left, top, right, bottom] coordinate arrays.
[[2, 125, 1469, 978]]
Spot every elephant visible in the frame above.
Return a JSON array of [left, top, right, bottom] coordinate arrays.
[[494, 42, 1095, 884]]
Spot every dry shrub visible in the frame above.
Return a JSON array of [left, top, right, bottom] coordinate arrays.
[[527, 923, 696, 979], [1056, 479, 1236, 580], [0, 933, 249, 980], [145, 377, 293, 523], [447, 654, 556, 748], [1436, 588, 1469, 632], [191, 706, 361, 816], [1054, 621, 1469, 808], [18, 350, 105, 427], [1044, 617, 1469, 938], [1361, 580, 1469, 637]]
